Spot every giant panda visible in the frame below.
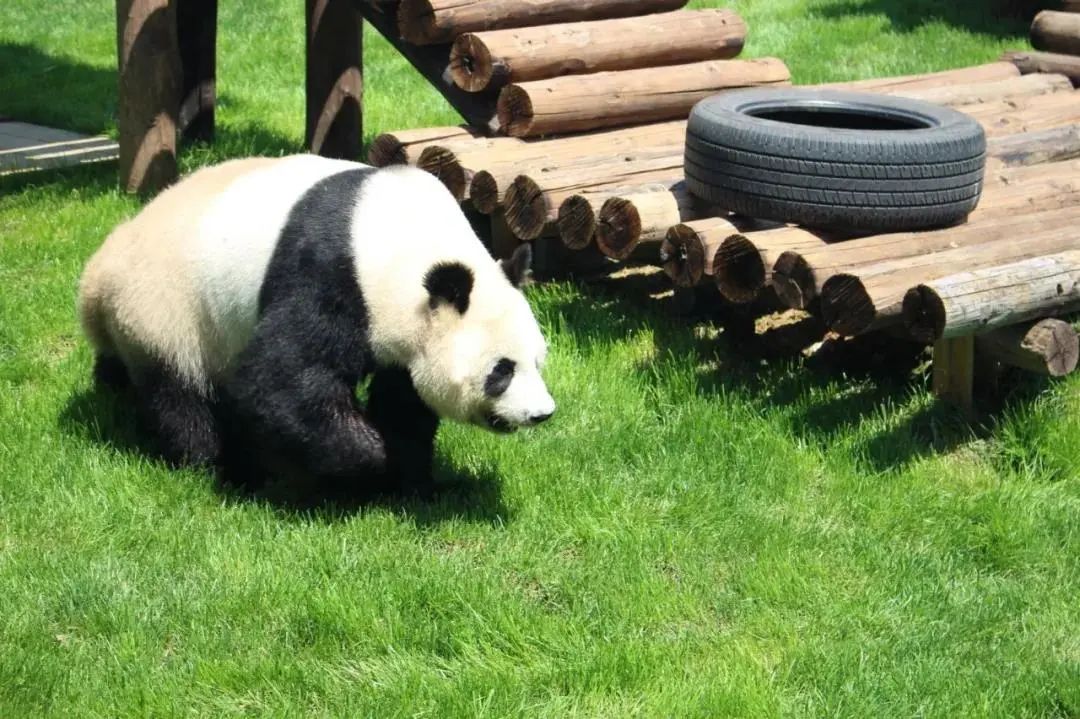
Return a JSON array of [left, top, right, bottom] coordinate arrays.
[[77, 154, 555, 492]]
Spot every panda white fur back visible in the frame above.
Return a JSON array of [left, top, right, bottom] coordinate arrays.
[[78, 154, 554, 491]]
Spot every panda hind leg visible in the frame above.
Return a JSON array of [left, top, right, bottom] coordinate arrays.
[[93, 353, 131, 391], [135, 364, 221, 468]]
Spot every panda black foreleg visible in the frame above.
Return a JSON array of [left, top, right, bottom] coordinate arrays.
[[222, 360, 389, 487], [135, 364, 221, 468], [366, 366, 439, 496]]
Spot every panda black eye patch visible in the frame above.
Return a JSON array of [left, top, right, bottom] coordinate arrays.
[[484, 358, 516, 397]]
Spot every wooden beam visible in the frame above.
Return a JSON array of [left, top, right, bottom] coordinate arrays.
[[176, 0, 218, 142], [353, 0, 499, 132], [933, 335, 975, 417], [307, 0, 363, 159], [115, 0, 182, 194]]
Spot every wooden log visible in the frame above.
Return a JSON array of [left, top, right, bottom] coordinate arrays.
[[1065, 0, 1080, 12], [658, 216, 781, 288], [821, 62, 1020, 93], [714, 227, 833, 302], [497, 58, 791, 137], [1031, 10, 1080, 56], [902, 250, 1080, 342], [771, 162, 1080, 309], [987, 123, 1080, 166], [355, 2, 500, 132], [367, 126, 479, 167], [976, 318, 1079, 377], [962, 88, 1080, 138], [933, 335, 975, 418], [398, 0, 688, 46], [115, 0, 182, 194], [449, 9, 747, 93], [818, 222, 1080, 336], [894, 72, 1073, 107], [595, 185, 702, 260], [556, 180, 690, 251], [504, 160, 685, 239], [1002, 50, 1080, 85], [306, 0, 362, 159], [176, 0, 217, 143]]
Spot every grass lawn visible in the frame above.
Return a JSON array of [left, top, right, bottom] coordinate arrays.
[[2, 1, 1078, 717]]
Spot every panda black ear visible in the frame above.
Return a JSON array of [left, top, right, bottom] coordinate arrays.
[[424, 261, 473, 314], [501, 243, 532, 288]]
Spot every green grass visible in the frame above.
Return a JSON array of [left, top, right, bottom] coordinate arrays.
[[2, 1, 1078, 717]]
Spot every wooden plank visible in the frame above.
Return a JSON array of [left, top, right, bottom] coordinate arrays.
[[933, 335, 975, 417], [307, 0, 363, 159], [115, 0, 182, 193], [177, 0, 218, 142], [353, 0, 500, 132]]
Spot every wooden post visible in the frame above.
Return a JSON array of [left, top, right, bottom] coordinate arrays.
[[306, 0, 362, 159], [176, 0, 217, 143], [933, 335, 975, 417], [115, 0, 182, 194]]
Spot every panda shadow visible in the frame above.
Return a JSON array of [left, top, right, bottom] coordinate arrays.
[[543, 276, 976, 472], [60, 384, 511, 525], [217, 457, 512, 527]]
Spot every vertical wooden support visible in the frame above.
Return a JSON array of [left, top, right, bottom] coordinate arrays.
[[306, 0, 362, 159], [177, 0, 217, 142], [933, 335, 975, 417], [115, 0, 182, 194], [490, 209, 521, 261]]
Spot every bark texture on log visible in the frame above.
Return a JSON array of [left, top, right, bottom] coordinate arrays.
[[1002, 50, 1080, 84], [306, 0, 362, 159], [398, 0, 688, 45], [964, 88, 1080, 138], [449, 9, 747, 92], [976, 318, 1079, 377], [902, 250, 1080, 342], [895, 72, 1072, 107], [177, 0, 217, 142], [771, 165, 1080, 309], [818, 223, 1080, 336], [497, 58, 790, 137], [822, 62, 1019, 93], [1031, 10, 1080, 56], [987, 123, 1080, 166], [115, 0, 182, 194]]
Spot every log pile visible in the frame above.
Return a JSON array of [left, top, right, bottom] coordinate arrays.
[[371, 55, 1080, 414], [361, 0, 788, 136]]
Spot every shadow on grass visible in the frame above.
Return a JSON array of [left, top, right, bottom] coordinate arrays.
[[542, 268, 1057, 474], [811, 0, 1033, 39], [59, 383, 511, 526], [0, 42, 117, 134]]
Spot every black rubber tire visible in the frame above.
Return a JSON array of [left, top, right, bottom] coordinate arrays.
[[684, 88, 987, 232]]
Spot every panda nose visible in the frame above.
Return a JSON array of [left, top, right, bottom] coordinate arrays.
[[529, 410, 554, 425]]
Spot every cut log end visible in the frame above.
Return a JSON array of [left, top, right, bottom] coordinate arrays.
[[977, 318, 1080, 377], [595, 197, 642, 260], [416, 145, 468, 200], [714, 234, 765, 304], [771, 251, 817, 310], [397, 0, 440, 45], [470, 170, 500, 214], [902, 284, 948, 344], [497, 85, 534, 137], [557, 195, 598, 250], [660, 224, 705, 288], [450, 34, 498, 92], [367, 133, 407, 167], [504, 175, 548, 240], [820, 274, 877, 336]]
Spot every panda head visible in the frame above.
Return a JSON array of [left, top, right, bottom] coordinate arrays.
[[410, 243, 555, 433]]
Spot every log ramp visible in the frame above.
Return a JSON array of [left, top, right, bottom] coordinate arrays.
[[365, 6, 1080, 416]]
